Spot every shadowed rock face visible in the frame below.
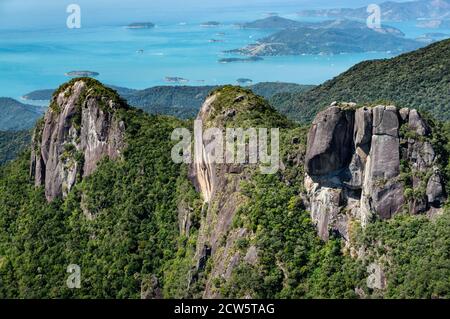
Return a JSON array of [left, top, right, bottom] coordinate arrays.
[[305, 106, 354, 176], [305, 104, 445, 240], [30, 79, 126, 201]]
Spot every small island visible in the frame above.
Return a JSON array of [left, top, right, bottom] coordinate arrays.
[[236, 78, 253, 85], [65, 71, 99, 77], [165, 77, 189, 84], [201, 21, 221, 27], [127, 22, 155, 29], [218, 57, 263, 63]]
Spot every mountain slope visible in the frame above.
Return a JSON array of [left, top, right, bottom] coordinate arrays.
[[0, 130, 31, 165], [231, 26, 420, 56], [239, 16, 312, 29], [0, 98, 43, 131], [298, 0, 450, 21], [1, 79, 449, 299], [274, 38, 450, 123]]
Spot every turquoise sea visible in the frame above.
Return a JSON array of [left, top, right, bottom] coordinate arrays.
[[0, 0, 448, 101]]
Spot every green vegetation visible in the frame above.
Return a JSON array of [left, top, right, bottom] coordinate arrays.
[[0, 78, 449, 299], [354, 213, 450, 298], [204, 85, 291, 129], [0, 98, 43, 131], [272, 39, 450, 123], [21, 82, 313, 121], [0, 130, 31, 165], [0, 107, 201, 298], [219, 171, 364, 298], [49, 78, 128, 114]]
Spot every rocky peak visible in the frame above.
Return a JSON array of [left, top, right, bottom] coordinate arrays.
[[189, 85, 286, 202], [188, 86, 286, 298], [30, 78, 126, 201], [304, 103, 445, 241]]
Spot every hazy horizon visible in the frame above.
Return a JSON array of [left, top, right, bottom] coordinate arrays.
[[0, 0, 409, 29]]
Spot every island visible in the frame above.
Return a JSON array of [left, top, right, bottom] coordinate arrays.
[[417, 19, 450, 29], [165, 77, 189, 84], [201, 21, 221, 27], [65, 71, 99, 77], [127, 22, 155, 29], [238, 16, 311, 29], [236, 78, 253, 85], [297, 0, 450, 22], [218, 57, 263, 63], [228, 19, 421, 56]]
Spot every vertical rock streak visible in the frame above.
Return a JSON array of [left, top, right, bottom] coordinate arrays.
[[30, 79, 125, 201]]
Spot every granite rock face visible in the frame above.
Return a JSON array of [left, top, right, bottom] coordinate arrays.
[[30, 79, 126, 201], [188, 88, 260, 298], [305, 106, 354, 176], [304, 104, 445, 240]]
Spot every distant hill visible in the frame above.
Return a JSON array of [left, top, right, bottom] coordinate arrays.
[[125, 85, 216, 118], [22, 89, 55, 101], [250, 82, 314, 97], [119, 83, 314, 119], [230, 20, 421, 56], [0, 98, 43, 131], [0, 130, 30, 165], [238, 16, 312, 29], [298, 0, 450, 22], [21, 82, 314, 120], [272, 38, 450, 123], [239, 17, 404, 36]]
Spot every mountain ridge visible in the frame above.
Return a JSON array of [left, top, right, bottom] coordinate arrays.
[[272, 38, 450, 123], [298, 0, 450, 22], [0, 78, 449, 298]]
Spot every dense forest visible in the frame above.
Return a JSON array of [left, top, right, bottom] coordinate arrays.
[[0, 130, 31, 165], [0, 78, 449, 299]]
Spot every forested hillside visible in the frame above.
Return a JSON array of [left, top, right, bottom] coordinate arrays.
[[0, 130, 31, 165], [0, 79, 449, 299], [0, 98, 42, 131], [272, 39, 450, 124]]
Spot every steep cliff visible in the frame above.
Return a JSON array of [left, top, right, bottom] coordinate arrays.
[[305, 103, 446, 241], [30, 78, 126, 201], [188, 86, 290, 298]]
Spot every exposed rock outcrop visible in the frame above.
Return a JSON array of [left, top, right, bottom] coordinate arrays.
[[305, 106, 354, 176], [304, 104, 445, 240], [30, 79, 126, 201], [188, 86, 285, 298]]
